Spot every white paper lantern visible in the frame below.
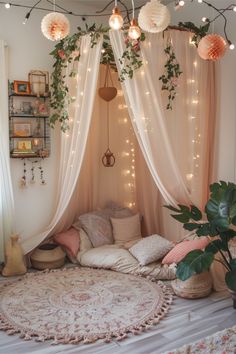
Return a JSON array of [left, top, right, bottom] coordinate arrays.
[[138, 0, 170, 33], [41, 12, 70, 41]]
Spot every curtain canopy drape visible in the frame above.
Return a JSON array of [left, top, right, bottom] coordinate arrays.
[[22, 35, 103, 254], [0, 40, 15, 262], [21, 29, 215, 253], [110, 30, 215, 212]]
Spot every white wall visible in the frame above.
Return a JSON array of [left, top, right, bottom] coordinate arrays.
[[0, 0, 104, 239], [0, 0, 235, 241]]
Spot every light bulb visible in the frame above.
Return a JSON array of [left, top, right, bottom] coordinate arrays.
[[109, 7, 123, 30], [233, 6, 236, 12], [202, 17, 208, 22], [179, 0, 185, 6], [5, 3, 11, 9], [198, 0, 203, 3], [229, 43, 235, 50], [128, 19, 141, 40]]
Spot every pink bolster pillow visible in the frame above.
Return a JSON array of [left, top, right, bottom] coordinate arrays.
[[162, 237, 209, 265]]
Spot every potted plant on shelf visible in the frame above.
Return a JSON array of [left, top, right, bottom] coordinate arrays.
[[165, 181, 236, 307]]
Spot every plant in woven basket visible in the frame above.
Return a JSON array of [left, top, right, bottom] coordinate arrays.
[[165, 181, 236, 298]]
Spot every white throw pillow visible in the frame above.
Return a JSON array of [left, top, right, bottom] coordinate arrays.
[[110, 213, 142, 246], [129, 234, 174, 266]]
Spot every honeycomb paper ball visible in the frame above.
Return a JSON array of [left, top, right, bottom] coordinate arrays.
[[197, 34, 227, 61], [41, 12, 70, 41], [138, 0, 170, 33]]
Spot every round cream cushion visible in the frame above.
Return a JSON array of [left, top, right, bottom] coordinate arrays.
[[31, 244, 66, 270], [171, 272, 213, 299]]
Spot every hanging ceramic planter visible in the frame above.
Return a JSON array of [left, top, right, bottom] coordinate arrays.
[[99, 65, 117, 167]]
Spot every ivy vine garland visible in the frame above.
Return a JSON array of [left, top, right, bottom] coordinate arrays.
[[49, 24, 184, 132], [159, 39, 182, 110]]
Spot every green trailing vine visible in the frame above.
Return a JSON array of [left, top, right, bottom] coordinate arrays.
[[119, 32, 145, 82], [178, 21, 210, 47], [50, 24, 110, 132], [159, 40, 182, 110], [49, 24, 186, 131]]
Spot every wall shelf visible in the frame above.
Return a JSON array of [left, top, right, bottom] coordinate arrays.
[[9, 94, 51, 159]]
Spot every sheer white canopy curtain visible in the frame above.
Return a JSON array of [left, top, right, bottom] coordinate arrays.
[[110, 29, 215, 218], [0, 40, 15, 262], [22, 35, 103, 254]]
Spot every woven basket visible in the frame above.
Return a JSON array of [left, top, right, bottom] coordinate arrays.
[[171, 272, 213, 299], [31, 244, 65, 270]]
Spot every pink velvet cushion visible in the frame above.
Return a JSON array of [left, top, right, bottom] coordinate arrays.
[[162, 237, 209, 265], [53, 227, 80, 258]]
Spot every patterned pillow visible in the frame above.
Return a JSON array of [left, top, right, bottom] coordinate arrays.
[[53, 227, 80, 261], [129, 234, 174, 266], [162, 237, 209, 265], [111, 213, 142, 245], [78, 211, 114, 248]]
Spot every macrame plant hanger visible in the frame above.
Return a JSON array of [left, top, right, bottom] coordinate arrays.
[[98, 64, 117, 167]]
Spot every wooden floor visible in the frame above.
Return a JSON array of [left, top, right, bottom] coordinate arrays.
[[0, 275, 234, 354]]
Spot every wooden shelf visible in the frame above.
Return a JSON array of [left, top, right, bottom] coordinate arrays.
[[10, 136, 50, 139], [9, 93, 50, 98], [10, 115, 49, 118]]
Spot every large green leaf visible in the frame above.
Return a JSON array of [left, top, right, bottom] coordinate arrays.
[[196, 223, 211, 236], [183, 223, 200, 231], [176, 261, 195, 281], [225, 270, 236, 291], [171, 213, 190, 223], [230, 259, 236, 270], [205, 239, 228, 254], [190, 205, 202, 221], [176, 250, 214, 281]]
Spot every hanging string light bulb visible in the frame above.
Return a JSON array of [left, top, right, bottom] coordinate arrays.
[[128, 0, 141, 40], [41, 0, 70, 41], [109, 0, 124, 30]]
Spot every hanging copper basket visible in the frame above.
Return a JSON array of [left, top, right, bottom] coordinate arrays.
[[98, 64, 117, 102]]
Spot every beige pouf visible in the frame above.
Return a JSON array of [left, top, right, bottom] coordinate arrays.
[[171, 272, 213, 299], [31, 244, 66, 270]]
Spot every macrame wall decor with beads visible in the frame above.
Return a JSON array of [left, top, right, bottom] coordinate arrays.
[[19, 159, 46, 188], [99, 64, 117, 168]]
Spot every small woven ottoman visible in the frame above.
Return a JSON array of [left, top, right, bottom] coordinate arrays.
[[171, 272, 213, 299], [31, 244, 66, 270]]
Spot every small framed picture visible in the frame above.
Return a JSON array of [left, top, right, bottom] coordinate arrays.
[[22, 101, 33, 115], [17, 140, 32, 151], [13, 80, 30, 95], [13, 123, 31, 137]]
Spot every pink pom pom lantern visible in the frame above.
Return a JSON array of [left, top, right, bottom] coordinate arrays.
[[41, 12, 70, 41], [197, 34, 227, 61]]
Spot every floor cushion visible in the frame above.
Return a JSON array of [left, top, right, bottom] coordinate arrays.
[[129, 234, 174, 266], [53, 227, 80, 261], [111, 213, 142, 246]]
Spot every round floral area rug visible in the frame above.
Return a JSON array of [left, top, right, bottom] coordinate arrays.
[[0, 267, 173, 344]]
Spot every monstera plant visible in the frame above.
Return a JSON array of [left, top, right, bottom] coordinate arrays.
[[165, 181, 236, 293]]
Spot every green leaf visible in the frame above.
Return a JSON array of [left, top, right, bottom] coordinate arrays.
[[171, 213, 190, 223], [183, 223, 200, 231], [196, 223, 211, 236], [176, 261, 195, 281], [225, 270, 236, 291], [176, 250, 214, 280], [230, 259, 236, 270], [205, 239, 228, 254], [190, 205, 202, 221]]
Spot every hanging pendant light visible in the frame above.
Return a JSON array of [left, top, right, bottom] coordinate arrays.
[[109, 0, 124, 30], [41, 0, 70, 41], [128, 0, 141, 40]]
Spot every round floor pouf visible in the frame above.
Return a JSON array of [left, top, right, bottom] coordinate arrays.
[[171, 272, 213, 299], [30, 244, 66, 270]]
